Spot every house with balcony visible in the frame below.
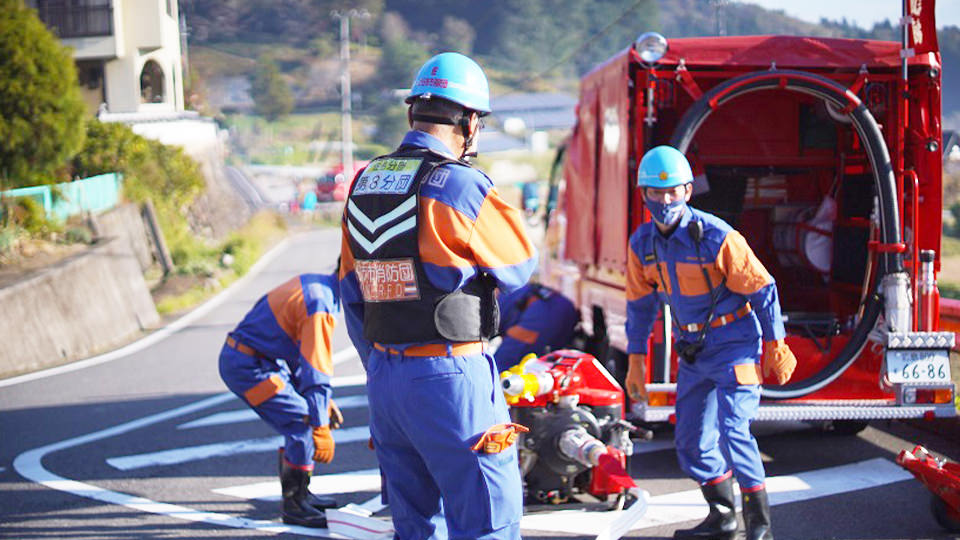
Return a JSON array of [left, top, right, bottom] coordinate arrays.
[[29, 0, 185, 116]]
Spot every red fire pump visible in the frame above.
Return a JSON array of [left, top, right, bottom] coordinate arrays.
[[897, 446, 960, 533], [500, 350, 650, 507]]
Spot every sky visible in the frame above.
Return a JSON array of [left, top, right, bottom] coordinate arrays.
[[745, 0, 960, 29]]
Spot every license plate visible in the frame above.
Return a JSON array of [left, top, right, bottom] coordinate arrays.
[[885, 349, 952, 384]]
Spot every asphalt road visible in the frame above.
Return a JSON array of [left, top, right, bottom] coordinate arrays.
[[1, 227, 958, 540]]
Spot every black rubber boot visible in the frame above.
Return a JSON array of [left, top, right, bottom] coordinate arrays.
[[673, 477, 738, 540], [742, 488, 773, 540], [280, 461, 328, 528], [278, 449, 336, 510]]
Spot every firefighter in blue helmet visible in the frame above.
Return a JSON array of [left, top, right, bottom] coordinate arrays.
[[624, 146, 797, 540], [219, 269, 343, 528], [339, 52, 536, 539], [494, 283, 578, 372]]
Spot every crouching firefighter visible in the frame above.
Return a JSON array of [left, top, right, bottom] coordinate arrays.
[[339, 52, 537, 540], [624, 146, 798, 540], [494, 282, 578, 372], [218, 269, 343, 528]]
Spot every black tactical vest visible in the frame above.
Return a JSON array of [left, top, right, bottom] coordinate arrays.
[[344, 146, 499, 344]]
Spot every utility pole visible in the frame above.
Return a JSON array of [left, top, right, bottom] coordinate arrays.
[[712, 0, 728, 37], [332, 9, 369, 181]]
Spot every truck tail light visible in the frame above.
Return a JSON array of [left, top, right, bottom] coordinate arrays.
[[647, 391, 676, 406], [903, 387, 953, 404]]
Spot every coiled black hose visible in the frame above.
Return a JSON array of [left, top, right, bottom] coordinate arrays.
[[668, 69, 903, 399]]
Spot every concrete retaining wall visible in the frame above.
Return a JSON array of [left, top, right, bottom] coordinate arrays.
[[0, 236, 159, 379], [96, 203, 154, 271]]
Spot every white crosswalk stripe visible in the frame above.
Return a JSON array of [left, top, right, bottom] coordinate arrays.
[[214, 468, 382, 501], [177, 395, 370, 430]]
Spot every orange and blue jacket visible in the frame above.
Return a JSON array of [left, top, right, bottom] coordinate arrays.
[[230, 273, 339, 425], [340, 130, 537, 360], [626, 207, 785, 356]]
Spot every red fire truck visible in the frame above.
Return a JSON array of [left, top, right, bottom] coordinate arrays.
[[540, 0, 956, 430]]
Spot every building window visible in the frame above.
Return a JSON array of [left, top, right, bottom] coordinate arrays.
[[140, 60, 166, 104], [166, 0, 175, 18], [33, 0, 113, 38], [76, 60, 104, 90]]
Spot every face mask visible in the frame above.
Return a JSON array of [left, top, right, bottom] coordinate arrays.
[[645, 198, 686, 226]]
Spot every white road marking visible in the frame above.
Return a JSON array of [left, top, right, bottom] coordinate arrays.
[[178, 395, 370, 430], [107, 426, 371, 471], [0, 235, 296, 388], [11, 326, 911, 540], [177, 410, 260, 430], [214, 468, 382, 501], [520, 457, 912, 535], [333, 373, 367, 388], [331, 346, 360, 365], [12, 393, 332, 537], [356, 494, 387, 514]]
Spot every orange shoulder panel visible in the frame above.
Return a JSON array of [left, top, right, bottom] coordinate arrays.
[[469, 190, 536, 268], [299, 312, 335, 375], [715, 230, 772, 295], [267, 277, 308, 340], [419, 197, 474, 269]]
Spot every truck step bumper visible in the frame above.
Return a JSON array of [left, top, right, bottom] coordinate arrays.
[[634, 402, 956, 422]]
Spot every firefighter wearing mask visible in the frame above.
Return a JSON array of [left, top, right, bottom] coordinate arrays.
[[339, 52, 537, 539], [624, 146, 797, 540], [218, 271, 343, 528], [494, 282, 578, 372]]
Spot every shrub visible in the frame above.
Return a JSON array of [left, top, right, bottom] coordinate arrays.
[[72, 119, 208, 271]]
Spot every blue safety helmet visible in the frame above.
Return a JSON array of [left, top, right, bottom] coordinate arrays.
[[637, 145, 694, 188], [406, 53, 491, 115]]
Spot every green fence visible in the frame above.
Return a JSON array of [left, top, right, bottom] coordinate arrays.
[[1, 173, 123, 222]]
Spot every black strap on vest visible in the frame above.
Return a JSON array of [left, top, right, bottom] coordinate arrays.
[[650, 218, 725, 363]]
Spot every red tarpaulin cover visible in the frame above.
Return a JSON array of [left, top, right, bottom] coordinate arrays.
[[594, 57, 630, 272], [563, 85, 599, 266]]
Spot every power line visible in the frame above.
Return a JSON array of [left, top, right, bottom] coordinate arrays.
[[535, 0, 652, 78]]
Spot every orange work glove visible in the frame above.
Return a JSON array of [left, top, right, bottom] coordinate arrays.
[[471, 423, 529, 454], [328, 400, 344, 430], [762, 339, 797, 385], [312, 425, 335, 464], [625, 354, 648, 402]]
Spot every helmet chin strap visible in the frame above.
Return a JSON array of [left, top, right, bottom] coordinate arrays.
[[409, 111, 477, 161], [460, 116, 478, 161]]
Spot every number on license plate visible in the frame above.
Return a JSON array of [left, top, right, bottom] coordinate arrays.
[[885, 349, 951, 384]]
